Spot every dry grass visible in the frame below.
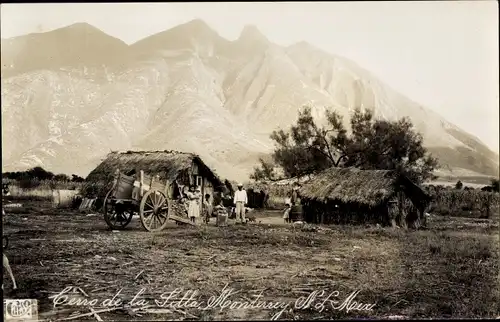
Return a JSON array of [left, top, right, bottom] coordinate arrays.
[[5, 186, 54, 202], [2, 202, 499, 320], [5, 179, 83, 191], [4, 182, 85, 208]]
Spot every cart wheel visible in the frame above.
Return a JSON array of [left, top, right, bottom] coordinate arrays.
[[139, 190, 170, 232], [103, 190, 133, 230]]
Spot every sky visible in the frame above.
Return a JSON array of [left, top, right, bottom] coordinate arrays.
[[1, 1, 498, 152]]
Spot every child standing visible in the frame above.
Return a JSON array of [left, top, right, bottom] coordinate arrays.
[[203, 193, 213, 224], [283, 203, 291, 224]]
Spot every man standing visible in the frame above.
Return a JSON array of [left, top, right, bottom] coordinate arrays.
[[233, 183, 248, 224]]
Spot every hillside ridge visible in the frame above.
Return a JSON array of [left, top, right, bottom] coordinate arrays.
[[2, 20, 498, 181]]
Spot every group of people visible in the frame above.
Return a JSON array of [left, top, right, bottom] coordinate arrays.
[[180, 185, 218, 225], [185, 182, 300, 226], [118, 169, 250, 227], [180, 185, 205, 224], [180, 182, 249, 226], [122, 169, 302, 226]]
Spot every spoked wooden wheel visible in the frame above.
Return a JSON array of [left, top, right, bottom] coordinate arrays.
[[139, 190, 170, 232], [103, 190, 134, 230]]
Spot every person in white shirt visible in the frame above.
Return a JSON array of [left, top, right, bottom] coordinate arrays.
[[233, 183, 248, 224]]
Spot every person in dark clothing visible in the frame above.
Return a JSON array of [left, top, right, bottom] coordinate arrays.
[[203, 193, 213, 224], [291, 184, 300, 205], [263, 191, 270, 208], [259, 190, 266, 208]]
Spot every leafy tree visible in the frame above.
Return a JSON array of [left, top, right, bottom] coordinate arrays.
[[252, 106, 438, 184], [54, 174, 71, 182], [3, 169, 76, 182], [26, 166, 54, 180], [71, 174, 85, 183], [455, 180, 463, 190], [3, 171, 30, 181], [249, 158, 279, 181]]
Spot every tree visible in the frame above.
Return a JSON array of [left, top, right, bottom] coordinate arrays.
[[54, 174, 71, 182], [251, 106, 438, 184], [26, 166, 54, 180], [249, 158, 280, 181], [71, 174, 85, 182], [455, 180, 463, 190], [3, 171, 31, 181]]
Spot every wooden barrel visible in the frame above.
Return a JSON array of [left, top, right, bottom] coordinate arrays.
[[289, 204, 304, 222], [114, 174, 135, 199]]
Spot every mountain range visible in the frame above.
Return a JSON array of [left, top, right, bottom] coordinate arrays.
[[1, 20, 498, 182]]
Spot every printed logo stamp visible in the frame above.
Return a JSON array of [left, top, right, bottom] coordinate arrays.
[[4, 299, 38, 322]]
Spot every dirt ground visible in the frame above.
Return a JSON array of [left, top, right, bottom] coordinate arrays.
[[2, 201, 499, 321]]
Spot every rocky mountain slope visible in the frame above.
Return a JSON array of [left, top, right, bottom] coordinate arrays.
[[2, 20, 498, 181]]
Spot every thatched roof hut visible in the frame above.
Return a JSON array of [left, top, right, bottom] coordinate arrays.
[[246, 176, 311, 189], [299, 167, 431, 227], [82, 150, 224, 198], [300, 168, 404, 207]]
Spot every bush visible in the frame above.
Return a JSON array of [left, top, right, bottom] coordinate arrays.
[[3, 168, 83, 187], [18, 178, 41, 189]]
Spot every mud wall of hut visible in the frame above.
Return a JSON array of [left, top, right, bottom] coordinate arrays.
[[245, 188, 267, 209], [301, 190, 422, 227], [244, 184, 291, 209], [301, 199, 392, 226]]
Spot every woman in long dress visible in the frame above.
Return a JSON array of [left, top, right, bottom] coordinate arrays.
[[187, 185, 201, 224]]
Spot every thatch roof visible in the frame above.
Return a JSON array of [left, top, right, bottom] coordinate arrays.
[[83, 150, 223, 197], [246, 175, 312, 191], [299, 167, 425, 207]]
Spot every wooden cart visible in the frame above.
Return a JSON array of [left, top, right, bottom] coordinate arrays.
[[102, 169, 195, 231]]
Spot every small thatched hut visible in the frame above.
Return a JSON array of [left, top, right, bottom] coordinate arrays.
[[82, 150, 224, 211], [299, 167, 432, 228], [220, 180, 264, 208], [245, 176, 312, 209]]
